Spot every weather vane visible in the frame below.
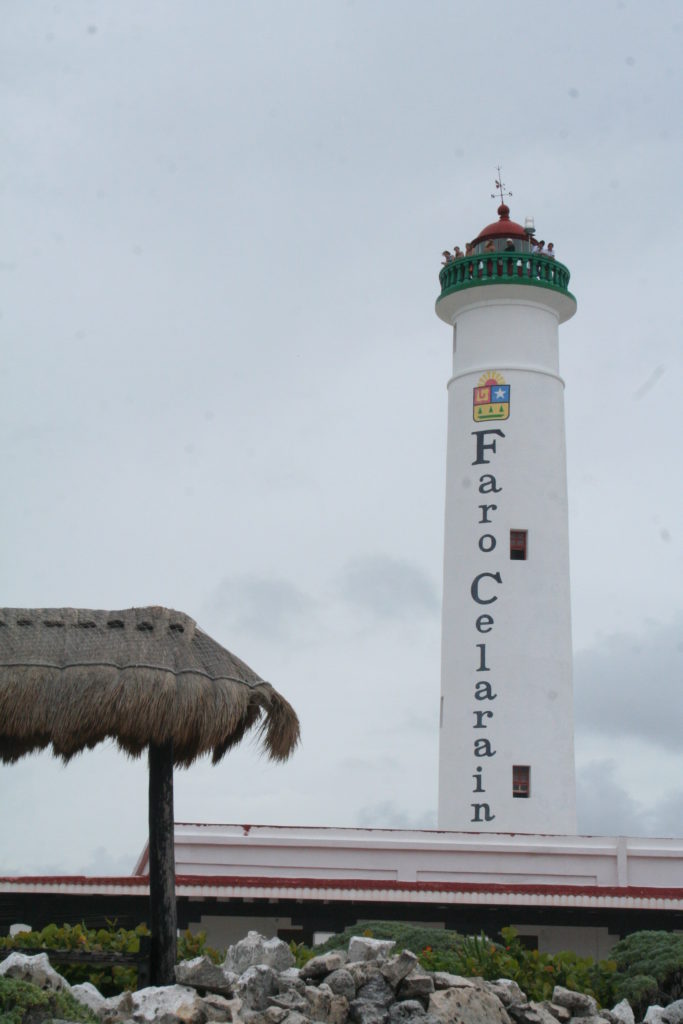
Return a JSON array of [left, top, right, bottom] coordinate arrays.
[[491, 165, 512, 204]]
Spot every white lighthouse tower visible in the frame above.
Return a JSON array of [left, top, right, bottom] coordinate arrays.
[[436, 185, 578, 834]]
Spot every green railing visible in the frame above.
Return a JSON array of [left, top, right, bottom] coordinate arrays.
[[438, 252, 574, 302]]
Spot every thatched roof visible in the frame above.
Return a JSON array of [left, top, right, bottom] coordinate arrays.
[[0, 607, 299, 767]]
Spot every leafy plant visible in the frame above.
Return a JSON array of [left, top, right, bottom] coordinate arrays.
[[295, 922, 618, 1007], [0, 975, 99, 1024], [176, 929, 223, 965], [0, 921, 226, 996], [312, 921, 465, 957], [610, 931, 683, 1017], [289, 940, 317, 968]]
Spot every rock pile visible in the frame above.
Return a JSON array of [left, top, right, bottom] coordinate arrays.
[[1, 929, 681, 1024]]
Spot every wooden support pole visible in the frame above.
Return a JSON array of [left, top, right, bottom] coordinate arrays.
[[148, 740, 177, 986]]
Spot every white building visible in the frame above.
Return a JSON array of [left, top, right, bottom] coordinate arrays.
[[436, 204, 577, 834]]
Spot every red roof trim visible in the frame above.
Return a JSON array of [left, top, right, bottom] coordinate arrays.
[[2, 875, 683, 900]]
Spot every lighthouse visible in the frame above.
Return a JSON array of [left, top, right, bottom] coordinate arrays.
[[435, 187, 578, 834]]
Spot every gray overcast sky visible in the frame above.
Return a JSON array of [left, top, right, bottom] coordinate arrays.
[[1, 1, 682, 875]]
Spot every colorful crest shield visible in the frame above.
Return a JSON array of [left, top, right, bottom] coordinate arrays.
[[473, 371, 510, 422]]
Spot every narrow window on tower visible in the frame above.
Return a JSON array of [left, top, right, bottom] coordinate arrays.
[[510, 529, 527, 560], [512, 765, 530, 798]]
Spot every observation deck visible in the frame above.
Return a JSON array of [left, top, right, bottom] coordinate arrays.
[[435, 202, 577, 324], [436, 252, 576, 325]]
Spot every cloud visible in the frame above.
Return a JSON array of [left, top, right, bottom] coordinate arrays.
[[355, 800, 437, 830], [574, 615, 683, 751], [338, 555, 439, 620], [647, 788, 683, 838], [577, 760, 643, 836], [207, 576, 315, 642], [577, 760, 683, 838]]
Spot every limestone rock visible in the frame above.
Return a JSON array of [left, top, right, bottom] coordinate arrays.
[[70, 981, 107, 1014], [278, 968, 305, 993], [201, 993, 243, 1022], [99, 989, 135, 1024], [348, 938, 396, 964], [663, 1001, 683, 1024], [508, 1002, 560, 1024], [381, 953, 419, 990], [431, 972, 476, 991], [0, 951, 69, 991], [224, 932, 295, 975], [551, 987, 599, 1018], [607, 1001, 634, 1024], [235, 965, 279, 1010], [486, 980, 527, 1007], [397, 970, 434, 1008], [305, 982, 333, 1021], [326, 969, 356, 1001], [388, 999, 436, 1023], [357, 973, 396, 1007], [278, 1014, 312, 1024], [129, 984, 208, 1023], [644, 1009, 667, 1024], [301, 952, 349, 980], [176, 956, 236, 995], [429, 985, 512, 1024], [269, 989, 309, 1013], [346, 962, 382, 990], [349, 998, 390, 1024], [244, 1008, 289, 1024], [538, 1002, 571, 1023], [328, 993, 351, 1024]]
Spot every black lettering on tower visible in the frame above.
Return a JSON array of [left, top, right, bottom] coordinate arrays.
[[476, 643, 489, 671], [478, 474, 502, 493], [474, 680, 498, 701], [478, 504, 498, 523], [471, 572, 503, 604], [470, 803, 496, 822], [475, 614, 495, 633], [473, 710, 494, 728], [474, 738, 496, 757], [478, 533, 496, 552], [472, 429, 505, 465], [472, 766, 485, 792]]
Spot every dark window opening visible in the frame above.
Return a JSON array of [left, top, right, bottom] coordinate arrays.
[[510, 529, 527, 560], [513, 765, 530, 798]]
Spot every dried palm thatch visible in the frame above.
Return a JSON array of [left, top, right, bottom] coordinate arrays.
[[0, 606, 300, 768]]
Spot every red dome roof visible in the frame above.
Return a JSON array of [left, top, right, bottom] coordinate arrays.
[[472, 204, 528, 244]]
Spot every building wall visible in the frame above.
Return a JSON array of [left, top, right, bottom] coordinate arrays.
[[167, 824, 683, 889]]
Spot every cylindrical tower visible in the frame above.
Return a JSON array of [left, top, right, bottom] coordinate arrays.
[[435, 202, 577, 834]]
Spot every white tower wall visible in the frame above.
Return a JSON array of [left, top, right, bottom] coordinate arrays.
[[437, 283, 577, 834]]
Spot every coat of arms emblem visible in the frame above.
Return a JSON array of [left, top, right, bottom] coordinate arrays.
[[473, 370, 510, 422]]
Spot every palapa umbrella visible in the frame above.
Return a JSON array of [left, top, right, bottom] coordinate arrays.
[[0, 605, 300, 985]]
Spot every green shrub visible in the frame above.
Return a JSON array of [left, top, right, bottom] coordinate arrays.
[[312, 921, 465, 957], [176, 929, 223, 965], [297, 922, 618, 1007], [420, 927, 617, 1006], [0, 975, 99, 1024], [614, 973, 659, 1017], [610, 931, 683, 1016], [289, 940, 318, 968], [0, 922, 226, 996], [0, 922, 151, 995]]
